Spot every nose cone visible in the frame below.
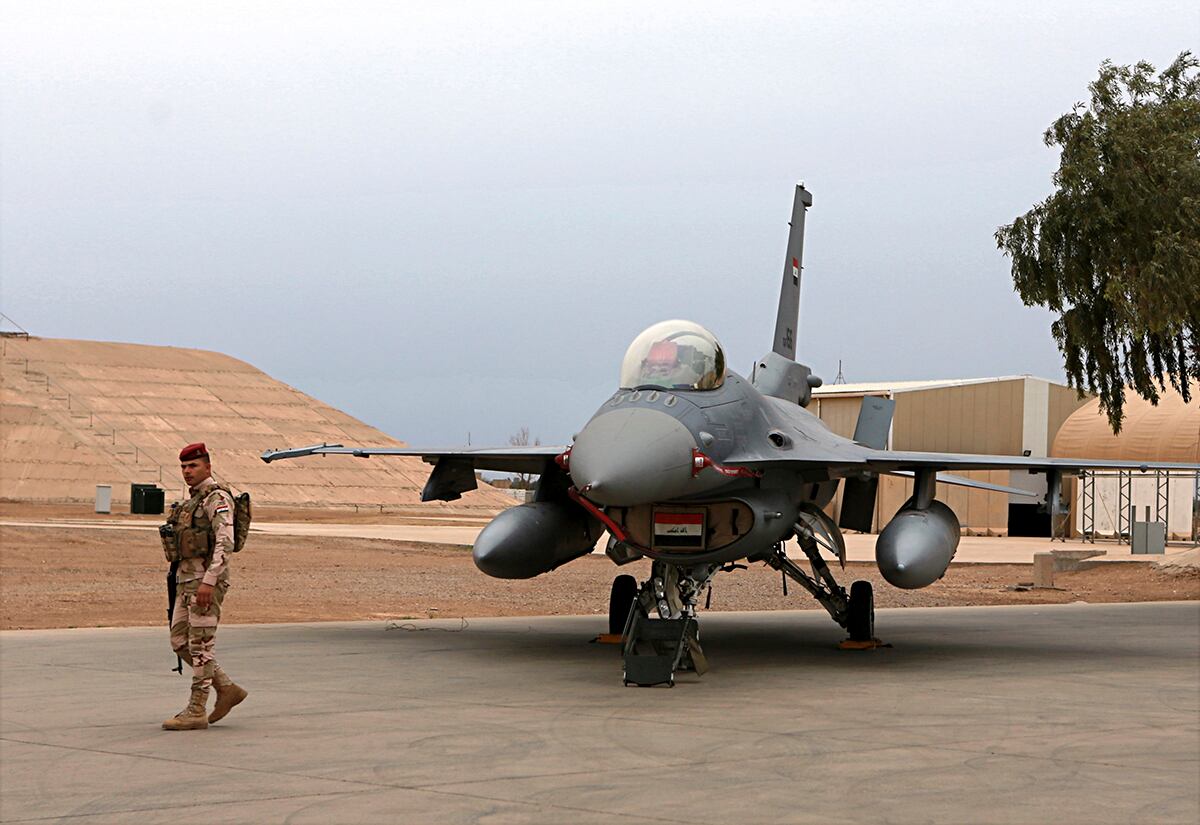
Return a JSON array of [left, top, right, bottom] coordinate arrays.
[[570, 407, 697, 506], [875, 540, 927, 590]]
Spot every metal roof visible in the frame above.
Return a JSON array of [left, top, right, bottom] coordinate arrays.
[[812, 375, 1063, 397]]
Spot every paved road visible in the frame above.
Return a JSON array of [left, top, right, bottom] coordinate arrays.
[[2, 603, 1197, 823], [0, 518, 1163, 564]]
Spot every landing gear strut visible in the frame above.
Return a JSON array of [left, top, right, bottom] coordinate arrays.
[[620, 561, 714, 687], [763, 521, 875, 642]]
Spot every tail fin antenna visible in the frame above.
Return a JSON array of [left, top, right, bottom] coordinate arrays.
[[771, 183, 812, 360]]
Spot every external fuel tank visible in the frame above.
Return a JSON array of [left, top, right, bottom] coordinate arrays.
[[875, 499, 960, 589]]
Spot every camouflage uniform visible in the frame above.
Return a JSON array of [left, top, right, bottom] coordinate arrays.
[[169, 476, 234, 695], [161, 461, 247, 731]]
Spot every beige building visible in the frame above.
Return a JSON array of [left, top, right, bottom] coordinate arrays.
[[812, 376, 1090, 536]]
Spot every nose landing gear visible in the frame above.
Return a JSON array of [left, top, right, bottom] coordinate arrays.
[[614, 562, 714, 687], [608, 574, 638, 636]]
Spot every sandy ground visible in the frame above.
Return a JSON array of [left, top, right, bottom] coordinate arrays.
[[2, 523, 1196, 630], [0, 501, 496, 526], [1, 500, 1160, 564]]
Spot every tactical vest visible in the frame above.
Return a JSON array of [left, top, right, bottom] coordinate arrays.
[[161, 481, 251, 563]]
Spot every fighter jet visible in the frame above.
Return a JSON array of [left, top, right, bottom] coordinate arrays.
[[263, 184, 1198, 686]]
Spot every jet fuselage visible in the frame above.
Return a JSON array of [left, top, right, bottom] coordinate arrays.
[[567, 371, 849, 567]]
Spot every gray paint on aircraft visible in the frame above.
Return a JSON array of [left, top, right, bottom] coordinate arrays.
[[262, 184, 1200, 680]]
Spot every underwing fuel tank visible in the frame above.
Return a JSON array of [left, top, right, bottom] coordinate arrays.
[[472, 501, 603, 579], [875, 499, 960, 589]]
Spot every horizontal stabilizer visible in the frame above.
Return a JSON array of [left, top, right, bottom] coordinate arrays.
[[852, 397, 895, 450]]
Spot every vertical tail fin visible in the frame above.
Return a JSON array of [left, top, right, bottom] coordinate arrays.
[[771, 184, 813, 360]]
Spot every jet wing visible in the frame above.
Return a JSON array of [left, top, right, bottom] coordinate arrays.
[[724, 445, 1197, 475], [720, 447, 1197, 508], [260, 442, 565, 474], [863, 451, 1199, 474]]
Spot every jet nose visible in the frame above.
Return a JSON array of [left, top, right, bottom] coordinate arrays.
[[570, 407, 697, 506]]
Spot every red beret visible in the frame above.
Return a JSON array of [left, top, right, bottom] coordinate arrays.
[[179, 442, 209, 461]]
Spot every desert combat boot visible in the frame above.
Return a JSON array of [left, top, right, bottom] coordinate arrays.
[[162, 689, 209, 731], [209, 671, 248, 723]]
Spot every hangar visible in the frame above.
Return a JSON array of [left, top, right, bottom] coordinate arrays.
[[813, 376, 1198, 543]]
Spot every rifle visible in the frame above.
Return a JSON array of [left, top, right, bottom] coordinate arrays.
[[167, 559, 182, 674]]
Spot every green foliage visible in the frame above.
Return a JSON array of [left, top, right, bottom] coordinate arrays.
[[997, 52, 1200, 432]]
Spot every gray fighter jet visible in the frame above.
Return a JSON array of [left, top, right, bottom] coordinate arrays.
[[263, 185, 1197, 686]]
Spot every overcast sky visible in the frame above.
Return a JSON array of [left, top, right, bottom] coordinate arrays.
[[2, 1, 1196, 446]]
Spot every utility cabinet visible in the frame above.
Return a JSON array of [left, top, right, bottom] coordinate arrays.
[[130, 483, 165, 515]]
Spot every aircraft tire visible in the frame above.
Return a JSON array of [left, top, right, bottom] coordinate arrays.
[[846, 580, 874, 642], [609, 574, 638, 636]]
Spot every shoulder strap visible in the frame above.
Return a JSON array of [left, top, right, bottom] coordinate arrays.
[[208, 481, 252, 551]]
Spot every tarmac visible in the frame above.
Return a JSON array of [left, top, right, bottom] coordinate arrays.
[[2, 602, 1197, 824]]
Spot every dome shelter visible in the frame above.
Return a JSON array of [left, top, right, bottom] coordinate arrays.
[[1052, 385, 1200, 464], [1052, 386, 1199, 542], [0, 335, 515, 513]]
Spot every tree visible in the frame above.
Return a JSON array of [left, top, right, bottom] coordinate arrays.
[[996, 52, 1200, 432], [508, 426, 541, 489]]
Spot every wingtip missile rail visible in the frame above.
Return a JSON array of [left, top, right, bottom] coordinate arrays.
[[260, 443, 344, 463]]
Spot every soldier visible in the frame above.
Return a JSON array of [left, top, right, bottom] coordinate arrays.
[[160, 442, 248, 730]]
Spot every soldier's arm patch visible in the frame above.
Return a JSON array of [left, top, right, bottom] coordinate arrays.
[[205, 490, 232, 513]]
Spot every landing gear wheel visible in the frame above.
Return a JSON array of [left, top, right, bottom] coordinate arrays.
[[609, 574, 638, 636], [846, 580, 874, 642]]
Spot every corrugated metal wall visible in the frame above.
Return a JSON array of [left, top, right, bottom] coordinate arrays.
[[816, 380, 1088, 535]]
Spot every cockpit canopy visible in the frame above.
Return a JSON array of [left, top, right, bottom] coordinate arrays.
[[619, 320, 726, 391]]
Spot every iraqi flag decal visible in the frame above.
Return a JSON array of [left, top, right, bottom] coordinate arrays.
[[652, 510, 706, 550], [791, 257, 800, 284]]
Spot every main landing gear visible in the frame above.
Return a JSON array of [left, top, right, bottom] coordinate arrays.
[[761, 515, 875, 643], [846, 579, 875, 642]]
